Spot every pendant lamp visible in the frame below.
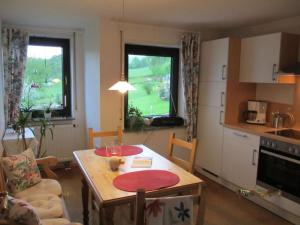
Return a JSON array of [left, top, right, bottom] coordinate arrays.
[[108, 0, 135, 93]]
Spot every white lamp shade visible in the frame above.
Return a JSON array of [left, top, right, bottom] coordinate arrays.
[[108, 80, 135, 93]]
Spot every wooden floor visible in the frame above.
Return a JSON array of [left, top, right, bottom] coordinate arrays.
[[57, 167, 292, 225]]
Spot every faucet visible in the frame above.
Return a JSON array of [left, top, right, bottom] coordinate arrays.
[[271, 111, 295, 128]]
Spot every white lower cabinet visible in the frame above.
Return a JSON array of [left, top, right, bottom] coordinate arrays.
[[196, 106, 224, 176], [221, 127, 260, 190]]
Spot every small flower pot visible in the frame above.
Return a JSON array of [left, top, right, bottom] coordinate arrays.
[[44, 112, 52, 119]]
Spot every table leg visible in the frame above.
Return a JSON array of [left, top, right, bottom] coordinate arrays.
[[130, 202, 135, 221], [81, 177, 89, 225], [98, 206, 105, 225], [104, 206, 115, 225], [197, 182, 207, 225]]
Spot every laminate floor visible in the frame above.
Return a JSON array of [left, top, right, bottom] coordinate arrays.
[[56, 167, 293, 225]]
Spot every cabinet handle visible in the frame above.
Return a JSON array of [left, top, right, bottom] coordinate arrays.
[[219, 111, 224, 125], [252, 149, 257, 166], [233, 132, 248, 138], [221, 91, 225, 107], [272, 64, 278, 82], [221, 65, 227, 80]]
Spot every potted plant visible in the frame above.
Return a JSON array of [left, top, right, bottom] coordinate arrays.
[[44, 103, 52, 119], [12, 111, 33, 151], [20, 82, 39, 120], [126, 105, 146, 131], [36, 118, 54, 158]]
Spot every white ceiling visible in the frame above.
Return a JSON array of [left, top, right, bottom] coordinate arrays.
[[0, 0, 300, 30]]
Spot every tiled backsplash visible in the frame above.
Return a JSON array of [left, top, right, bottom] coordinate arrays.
[[255, 77, 300, 128]]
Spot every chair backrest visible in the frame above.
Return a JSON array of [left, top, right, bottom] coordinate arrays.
[[167, 132, 197, 173], [0, 148, 7, 194], [0, 168, 5, 194], [135, 187, 206, 225], [88, 127, 123, 149], [0, 151, 8, 215]]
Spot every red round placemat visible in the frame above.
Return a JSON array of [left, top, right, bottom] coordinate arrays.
[[113, 170, 180, 192], [94, 145, 143, 157]]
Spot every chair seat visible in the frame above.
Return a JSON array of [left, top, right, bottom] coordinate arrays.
[[14, 179, 62, 198], [20, 194, 64, 219]]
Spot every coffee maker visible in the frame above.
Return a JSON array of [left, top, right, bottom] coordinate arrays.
[[245, 100, 267, 125]]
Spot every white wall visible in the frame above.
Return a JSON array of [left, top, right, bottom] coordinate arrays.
[[0, 18, 5, 155], [99, 19, 189, 155], [84, 20, 101, 146]]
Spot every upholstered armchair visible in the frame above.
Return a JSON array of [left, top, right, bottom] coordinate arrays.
[[0, 150, 82, 225]]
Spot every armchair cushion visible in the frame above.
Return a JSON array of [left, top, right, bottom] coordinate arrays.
[[20, 194, 63, 219], [1, 148, 41, 194], [14, 179, 62, 198], [40, 218, 71, 225]]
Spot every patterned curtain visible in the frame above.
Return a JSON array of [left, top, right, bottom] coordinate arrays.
[[181, 33, 201, 141], [2, 28, 29, 125]]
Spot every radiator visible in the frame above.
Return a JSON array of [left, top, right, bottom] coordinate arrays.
[[43, 123, 86, 161]]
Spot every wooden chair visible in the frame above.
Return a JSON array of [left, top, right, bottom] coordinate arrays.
[[135, 187, 206, 225], [0, 164, 8, 225], [167, 132, 197, 173], [88, 127, 137, 222], [88, 127, 123, 149]]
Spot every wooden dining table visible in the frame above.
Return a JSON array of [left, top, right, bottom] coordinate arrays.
[[73, 144, 206, 225]]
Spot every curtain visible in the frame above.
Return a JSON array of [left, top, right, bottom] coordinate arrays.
[[181, 33, 201, 141], [2, 28, 29, 125]]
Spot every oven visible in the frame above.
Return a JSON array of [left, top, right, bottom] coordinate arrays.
[[257, 137, 300, 203]]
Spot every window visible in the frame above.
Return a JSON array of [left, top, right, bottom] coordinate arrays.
[[125, 44, 179, 119], [22, 37, 71, 118]]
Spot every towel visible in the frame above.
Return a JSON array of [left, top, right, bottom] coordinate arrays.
[[145, 195, 193, 225]]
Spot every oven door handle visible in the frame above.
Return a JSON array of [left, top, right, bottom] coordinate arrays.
[[261, 150, 300, 165]]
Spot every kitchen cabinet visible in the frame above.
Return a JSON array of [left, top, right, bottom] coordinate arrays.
[[197, 106, 224, 175], [239, 32, 299, 83], [196, 38, 230, 176], [200, 38, 229, 82], [222, 127, 260, 189], [198, 82, 226, 108]]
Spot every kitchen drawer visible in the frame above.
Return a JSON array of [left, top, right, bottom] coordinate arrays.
[[224, 127, 260, 147]]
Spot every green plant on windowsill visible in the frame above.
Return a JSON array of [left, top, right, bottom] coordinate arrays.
[[20, 82, 39, 120], [12, 110, 55, 158], [12, 110, 34, 150], [44, 103, 52, 119], [126, 105, 146, 132], [36, 118, 54, 158]]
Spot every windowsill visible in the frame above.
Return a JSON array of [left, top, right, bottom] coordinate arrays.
[[29, 117, 75, 125], [33, 117, 75, 121], [124, 125, 186, 133]]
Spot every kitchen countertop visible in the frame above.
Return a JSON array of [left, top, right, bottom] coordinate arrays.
[[224, 123, 300, 146]]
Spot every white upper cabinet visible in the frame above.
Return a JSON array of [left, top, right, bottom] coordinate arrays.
[[200, 38, 229, 82], [239, 33, 299, 83]]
